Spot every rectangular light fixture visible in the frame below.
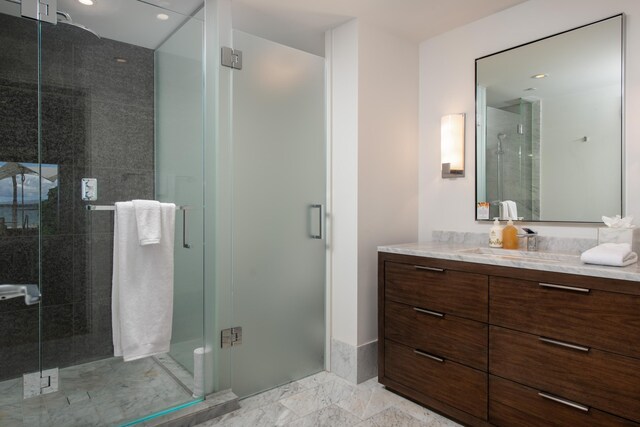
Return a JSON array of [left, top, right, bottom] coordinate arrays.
[[441, 113, 465, 178]]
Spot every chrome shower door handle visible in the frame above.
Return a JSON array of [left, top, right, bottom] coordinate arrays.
[[310, 204, 323, 239], [182, 208, 191, 249], [0, 284, 41, 305]]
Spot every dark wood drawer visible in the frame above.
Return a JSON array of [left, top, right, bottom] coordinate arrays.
[[489, 375, 638, 427], [490, 276, 640, 358], [385, 261, 488, 322], [490, 326, 640, 423], [385, 300, 487, 371], [385, 339, 487, 420]]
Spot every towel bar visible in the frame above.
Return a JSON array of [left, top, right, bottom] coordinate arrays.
[[85, 205, 189, 211], [86, 204, 192, 249]]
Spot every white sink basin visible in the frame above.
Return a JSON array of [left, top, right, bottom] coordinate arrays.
[[457, 247, 579, 263]]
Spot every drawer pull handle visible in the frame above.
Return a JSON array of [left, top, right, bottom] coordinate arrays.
[[539, 282, 590, 293], [538, 392, 590, 412], [415, 265, 445, 272], [414, 349, 444, 363], [539, 336, 590, 353], [413, 307, 444, 318]]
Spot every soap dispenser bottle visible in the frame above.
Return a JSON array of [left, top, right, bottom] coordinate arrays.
[[502, 219, 518, 249], [489, 218, 503, 248]]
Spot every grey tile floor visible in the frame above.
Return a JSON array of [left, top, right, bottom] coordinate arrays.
[[197, 372, 462, 427], [0, 356, 194, 427]]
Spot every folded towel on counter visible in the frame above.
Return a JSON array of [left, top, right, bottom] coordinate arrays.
[[507, 201, 518, 220], [112, 201, 176, 362], [580, 243, 638, 267], [132, 199, 162, 245]]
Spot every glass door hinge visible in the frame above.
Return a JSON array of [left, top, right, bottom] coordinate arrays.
[[221, 327, 242, 348]]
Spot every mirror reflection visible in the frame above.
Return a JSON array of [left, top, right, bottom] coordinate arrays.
[[476, 15, 623, 222]]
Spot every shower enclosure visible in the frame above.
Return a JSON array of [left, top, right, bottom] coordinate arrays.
[[0, 0, 206, 425], [483, 98, 540, 221], [0, 0, 327, 425]]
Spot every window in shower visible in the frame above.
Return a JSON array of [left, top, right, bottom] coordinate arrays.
[[0, 162, 58, 232]]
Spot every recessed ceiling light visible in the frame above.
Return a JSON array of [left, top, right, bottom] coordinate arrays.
[[531, 73, 548, 79], [524, 87, 537, 91], [115, 57, 127, 63], [157, 13, 169, 21], [78, 0, 94, 5]]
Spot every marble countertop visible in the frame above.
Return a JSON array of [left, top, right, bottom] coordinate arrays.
[[378, 242, 640, 282]]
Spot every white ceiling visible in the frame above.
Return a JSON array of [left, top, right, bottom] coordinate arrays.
[[1, 0, 527, 52], [233, 0, 528, 55]]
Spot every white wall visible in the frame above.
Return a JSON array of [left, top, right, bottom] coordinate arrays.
[[327, 19, 359, 346], [328, 19, 419, 350], [419, 0, 640, 240], [356, 22, 419, 345], [541, 85, 622, 220]]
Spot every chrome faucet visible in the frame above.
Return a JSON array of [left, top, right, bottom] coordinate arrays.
[[517, 228, 538, 251]]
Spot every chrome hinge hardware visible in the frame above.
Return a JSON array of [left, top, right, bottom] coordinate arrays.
[[221, 46, 243, 70], [21, 0, 57, 24], [221, 327, 242, 348], [23, 368, 59, 399]]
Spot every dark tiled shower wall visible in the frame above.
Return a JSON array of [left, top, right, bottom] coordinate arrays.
[[0, 13, 154, 381]]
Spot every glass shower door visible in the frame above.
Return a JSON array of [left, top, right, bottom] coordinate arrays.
[[230, 30, 326, 398], [0, 1, 208, 425], [0, 3, 44, 423]]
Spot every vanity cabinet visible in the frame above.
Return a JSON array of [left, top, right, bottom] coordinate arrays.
[[378, 252, 640, 427]]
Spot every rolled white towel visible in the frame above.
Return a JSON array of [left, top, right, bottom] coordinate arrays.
[[507, 200, 518, 220], [580, 243, 638, 267]]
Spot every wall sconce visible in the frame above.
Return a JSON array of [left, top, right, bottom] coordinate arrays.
[[441, 113, 465, 178]]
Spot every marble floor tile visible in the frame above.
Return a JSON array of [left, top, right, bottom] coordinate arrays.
[[293, 371, 334, 390], [280, 378, 355, 417], [0, 402, 23, 427], [240, 381, 306, 413], [194, 371, 463, 427], [356, 406, 424, 427], [0, 355, 196, 427], [336, 380, 403, 419], [0, 379, 22, 407], [287, 404, 361, 427], [202, 401, 298, 427]]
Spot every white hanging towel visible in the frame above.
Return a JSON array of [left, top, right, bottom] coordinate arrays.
[[580, 243, 638, 267], [132, 199, 162, 245], [112, 201, 176, 361]]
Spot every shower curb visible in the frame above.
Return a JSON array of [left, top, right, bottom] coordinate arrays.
[[140, 390, 240, 427]]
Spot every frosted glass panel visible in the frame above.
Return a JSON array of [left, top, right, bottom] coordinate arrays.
[[155, 18, 205, 381], [231, 30, 326, 397]]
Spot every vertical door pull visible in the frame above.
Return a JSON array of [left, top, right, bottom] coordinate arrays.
[[310, 204, 323, 239], [182, 208, 191, 249]]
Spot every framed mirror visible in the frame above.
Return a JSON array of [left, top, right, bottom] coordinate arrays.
[[475, 14, 623, 222]]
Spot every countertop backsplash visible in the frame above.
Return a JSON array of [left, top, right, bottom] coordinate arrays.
[[431, 230, 597, 255]]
